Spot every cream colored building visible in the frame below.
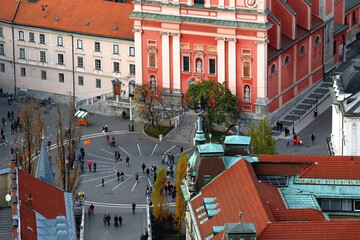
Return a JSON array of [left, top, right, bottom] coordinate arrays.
[[0, 0, 135, 101]]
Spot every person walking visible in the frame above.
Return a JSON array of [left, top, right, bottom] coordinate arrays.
[[142, 163, 146, 174], [88, 207, 93, 218], [135, 172, 139, 183], [161, 153, 165, 164], [118, 215, 122, 226], [103, 214, 107, 226], [311, 134, 315, 145], [88, 161, 92, 172], [101, 178, 104, 187], [107, 214, 111, 226], [115, 150, 118, 161], [146, 168, 150, 178], [117, 171, 120, 182], [126, 156, 130, 167], [90, 203, 94, 215], [120, 171, 124, 181], [132, 202, 136, 214], [93, 162, 97, 173], [286, 138, 290, 147], [114, 215, 119, 227]]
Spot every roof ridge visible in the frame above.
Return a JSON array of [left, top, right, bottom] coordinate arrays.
[[298, 162, 317, 178]]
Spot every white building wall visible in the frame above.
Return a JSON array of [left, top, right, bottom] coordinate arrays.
[[1, 24, 135, 99], [0, 23, 15, 93], [331, 104, 342, 155]]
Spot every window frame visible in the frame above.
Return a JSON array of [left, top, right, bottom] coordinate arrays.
[[29, 32, 35, 43], [39, 34, 45, 44], [59, 73, 64, 83], [270, 63, 276, 75], [94, 42, 100, 52], [299, 45, 306, 56], [113, 44, 119, 54], [19, 48, 25, 59], [183, 56, 190, 72], [77, 39, 83, 49], [315, 36, 321, 46], [284, 55, 290, 66], [242, 61, 251, 78], [0, 43, 4, 55], [0, 63, 5, 73], [129, 46, 135, 57], [0, 27, 3, 37], [96, 78, 101, 88], [41, 70, 47, 80], [209, 58, 216, 75], [40, 51, 46, 62], [113, 62, 120, 73], [95, 59, 101, 70], [19, 31, 24, 41], [78, 76, 84, 86], [20, 67, 26, 77], [58, 54, 64, 65], [77, 56, 84, 68], [57, 36, 63, 46], [129, 64, 135, 75], [354, 200, 360, 211]]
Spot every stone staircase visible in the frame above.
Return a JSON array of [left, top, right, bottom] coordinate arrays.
[[164, 110, 198, 144]]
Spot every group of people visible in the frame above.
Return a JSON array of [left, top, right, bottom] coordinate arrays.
[[106, 136, 116, 147], [103, 214, 123, 227], [114, 150, 122, 161], [1, 110, 22, 144], [286, 134, 315, 146]]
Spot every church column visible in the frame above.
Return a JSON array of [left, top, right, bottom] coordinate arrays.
[[172, 33, 181, 93], [161, 32, 170, 91], [254, 39, 269, 115], [134, 29, 143, 85], [216, 37, 225, 84], [228, 38, 236, 95]]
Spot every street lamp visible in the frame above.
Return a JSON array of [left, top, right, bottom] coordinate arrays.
[[292, 111, 295, 135]]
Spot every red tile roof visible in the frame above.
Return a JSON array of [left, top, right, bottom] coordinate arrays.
[[13, 0, 134, 40], [0, 0, 19, 22], [259, 221, 360, 240], [253, 162, 312, 176], [18, 169, 67, 239], [255, 155, 360, 179], [190, 159, 285, 238], [272, 208, 326, 222]]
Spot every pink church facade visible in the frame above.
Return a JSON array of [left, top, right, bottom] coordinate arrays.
[[130, 0, 329, 121]]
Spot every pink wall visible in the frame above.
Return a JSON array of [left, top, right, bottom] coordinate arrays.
[[267, 17, 280, 50], [311, 30, 323, 71], [295, 40, 309, 81], [334, 0, 344, 24], [287, 0, 310, 30], [326, 0, 333, 16], [267, 60, 279, 100], [271, 0, 296, 39]]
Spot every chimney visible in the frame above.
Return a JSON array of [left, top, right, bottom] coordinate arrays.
[[239, 212, 242, 223]]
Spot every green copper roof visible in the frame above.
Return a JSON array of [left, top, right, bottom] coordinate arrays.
[[189, 151, 198, 169], [198, 143, 224, 154], [129, 12, 272, 29], [212, 226, 225, 233], [181, 184, 190, 202], [280, 187, 320, 209], [223, 156, 241, 169], [224, 135, 251, 145], [266, 9, 281, 25], [345, 0, 360, 12]]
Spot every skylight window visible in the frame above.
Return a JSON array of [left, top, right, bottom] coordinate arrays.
[[85, 22, 89, 26]]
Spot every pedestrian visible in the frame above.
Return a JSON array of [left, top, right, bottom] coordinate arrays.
[[102, 126, 106, 135], [132, 202, 136, 214], [102, 178, 104, 187], [107, 214, 111, 226], [89, 203, 94, 214], [280, 121, 283, 132], [146, 185, 150, 195], [10, 146, 14, 155], [7, 111, 10, 119], [126, 156, 129, 167], [161, 153, 165, 164], [106, 135, 110, 145], [117, 171, 120, 182], [180, 146, 183, 153], [153, 172, 157, 183], [93, 162, 97, 173], [114, 215, 119, 227], [276, 121, 280, 131], [142, 163, 146, 174], [117, 151, 121, 161], [120, 171, 124, 181], [104, 125, 108, 133], [88, 161, 92, 172], [115, 150, 118, 161], [135, 172, 139, 183], [88, 207, 92, 218], [311, 134, 315, 145], [118, 215, 122, 226], [286, 138, 290, 146], [103, 214, 107, 226], [1, 117, 5, 127], [146, 168, 150, 178]]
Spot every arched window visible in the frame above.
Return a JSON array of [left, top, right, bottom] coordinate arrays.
[[244, 85, 250, 102], [284, 55, 290, 66], [299, 45, 306, 56], [149, 75, 157, 91], [315, 36, 321, 46], [271, 63, 276, 75]]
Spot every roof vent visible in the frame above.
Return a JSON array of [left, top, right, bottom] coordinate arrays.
[[350, 156, 354, 161], [114, 26, 119, 30], [54, 17, 59, 21], [85, 22, 89, 26]]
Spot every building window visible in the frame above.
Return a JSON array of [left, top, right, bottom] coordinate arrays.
[[0, 27, 3, 37], [333, 40, 337, 56], [20, 67, 26, 77], [19, 31, 24, 41], [243, 61, 251, 78], [41, 70, 47, 80], [209, 58, 216, 75], [0, 43, 4, 55], [29, 32, 35, 42], [342, 199, 352, 211], [77, 56, 83, 68], [78, 76, 84, 86], [284, 55, 290, 66], [244, 85, 250, 102], [19, 48, 25, 59], [39, 34, 45, 44], [57, 36, 63, 46], [96, 78, 101, 88], [183, 56, 190, 72], [58, 54, 64, 65], [40, 51, 46, 62], [204, 175, 211, 184], [299, 45, 306, 56], [150, 75, 156, 91], [315, 36, 320, 46], [129, 46, 135, 56], [113, 62, 120, 73], [352, 12, 356, 25], [59, 73, 64, 83], [354, 200, 360, 211], [113, 44, 119, 54], [148, 52, 156, 69], [95, 59, 101, 70], [271, 63, 276, 75], [345, 17, 348, 25], [130, 64, 135, 75], [320, 199, 342, 211], [194, 0, 204, 4], [95, 42, 100, 52], [77, 39, 83, 49], [0, 63, 5, 72]]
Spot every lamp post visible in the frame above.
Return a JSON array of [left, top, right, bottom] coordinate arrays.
[[292, 111, 295, 135], [129, 97, 134, 132]]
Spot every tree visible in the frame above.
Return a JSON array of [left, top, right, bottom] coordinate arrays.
[[185, 80, 240, 134], [173, 152, 188, 232], [246, 117, 276, 154], [152, 165, 169, 222], [132, 83, 173, 134], [55, 101, 82, 193]]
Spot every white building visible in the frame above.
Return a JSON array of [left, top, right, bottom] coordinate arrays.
[[0, 0, 135, 101], [330, 61, 360, 155]]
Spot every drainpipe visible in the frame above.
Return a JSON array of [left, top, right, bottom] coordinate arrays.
[[11, 26, 16, 95], [71, 34, 75, 104]]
